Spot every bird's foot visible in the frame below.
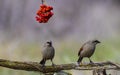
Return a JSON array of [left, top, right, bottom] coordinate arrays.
[[76, 62, 83, 67], [75, 62, 80, 66]]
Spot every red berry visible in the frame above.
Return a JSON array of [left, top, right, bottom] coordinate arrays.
[[36, 4, 54, 23]]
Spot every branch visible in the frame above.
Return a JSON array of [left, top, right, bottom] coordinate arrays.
[[0, 59, 120, 74]]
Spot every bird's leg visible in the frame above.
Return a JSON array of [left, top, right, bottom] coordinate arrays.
[[42, 64, 45, 67], [89, 58, 94, 64], [51, 59, 55, 66], [40, 59, 46, 67], [77, 57, 83, 65]]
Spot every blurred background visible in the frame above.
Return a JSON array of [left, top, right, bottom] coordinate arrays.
[[0, 0, 120, 75]]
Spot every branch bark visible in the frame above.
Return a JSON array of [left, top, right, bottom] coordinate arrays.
[[0, 59, 120, 74]]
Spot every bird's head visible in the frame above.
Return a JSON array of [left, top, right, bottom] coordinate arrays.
[[91, 39, 101, 45], [45, 41, 52, 47]]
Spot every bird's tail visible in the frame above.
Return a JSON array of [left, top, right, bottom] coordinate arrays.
[[40, 59, 46, 65], [77, 57, 83, 64]]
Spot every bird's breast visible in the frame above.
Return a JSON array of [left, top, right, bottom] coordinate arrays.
[[80, 44, 95, 57], [42, 47, 55, 59]]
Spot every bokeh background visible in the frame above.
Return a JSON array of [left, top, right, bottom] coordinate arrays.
[[0, 0, 120, 75]]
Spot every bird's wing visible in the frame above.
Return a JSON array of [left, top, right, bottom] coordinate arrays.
[[52, 47, 55, 57], [78, 43, 86, 56]]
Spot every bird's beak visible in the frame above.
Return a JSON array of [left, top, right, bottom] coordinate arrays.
[[97, 41, 101, 43]]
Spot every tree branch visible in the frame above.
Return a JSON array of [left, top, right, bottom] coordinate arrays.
[[0, 59, 120, 74]]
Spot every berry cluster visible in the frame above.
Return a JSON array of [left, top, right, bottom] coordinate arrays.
[[36, 4, 54, 23]]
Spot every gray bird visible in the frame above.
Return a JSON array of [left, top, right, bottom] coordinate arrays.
[[40, 41, 55, 66], [77, 40, 100, 64]]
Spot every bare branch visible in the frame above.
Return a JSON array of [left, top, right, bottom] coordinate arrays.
[[0, 59, 120, 74]]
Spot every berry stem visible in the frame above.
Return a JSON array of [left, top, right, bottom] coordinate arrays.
[[41, 0, 45, 4]]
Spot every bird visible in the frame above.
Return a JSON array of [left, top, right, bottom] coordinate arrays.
[[40, 41, 55, 66], [77, 39, 100, 64]]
